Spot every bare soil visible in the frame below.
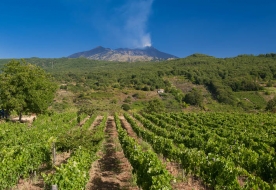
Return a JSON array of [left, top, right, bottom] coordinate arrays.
[[89, 115, 103, 130], [79, 115, 91, 126], [118, 116, 139, 140], [86, 116, 139, 190], [165, 161, 209, 190], [11, 115, 37, 123]]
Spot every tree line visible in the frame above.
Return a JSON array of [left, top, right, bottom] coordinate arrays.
[[1, 53, 276, 113]]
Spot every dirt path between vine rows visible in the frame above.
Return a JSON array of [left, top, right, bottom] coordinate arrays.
[[88, 115, 103, 130], [119, 115, 209, 190], [86, 116, 139, 190]]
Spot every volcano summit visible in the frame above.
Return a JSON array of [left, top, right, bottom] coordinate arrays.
[[68, 46, 178, 62]]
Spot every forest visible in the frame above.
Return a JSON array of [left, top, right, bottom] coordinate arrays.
[[0, 53, 276, 114]]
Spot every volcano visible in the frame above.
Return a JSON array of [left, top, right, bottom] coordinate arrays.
[[68, 46, 178, 62]]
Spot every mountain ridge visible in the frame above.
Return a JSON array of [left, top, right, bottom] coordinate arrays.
[[68, 46, 178, 62]]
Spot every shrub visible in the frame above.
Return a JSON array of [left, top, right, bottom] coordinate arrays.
[[121, 104, 131, 111], [266, 96, 276, 112], [183, 88, 203, 107]]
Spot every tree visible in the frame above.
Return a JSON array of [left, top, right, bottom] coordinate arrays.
[[0, 60, 57, 121], [121, 104, 131, 111], [143, 99, 165, 113], [266, 96, 276, 112], [183, 88, 203, 107]]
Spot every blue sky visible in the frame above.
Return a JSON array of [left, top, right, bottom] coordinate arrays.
[[0, 0, 275, 58]]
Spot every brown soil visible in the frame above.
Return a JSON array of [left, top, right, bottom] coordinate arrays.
[[79, 115, 91, 126], [86, 116, 139, 190], [53, 151, 71, 167], [238, 176, 247, 188], [11, 115, 37, 123], [89, 115, 103, 130], [14, 178, 44, 190], [118, 116, 139, 140], [165, 161, 209, 190], [69, 115, 91, 132]]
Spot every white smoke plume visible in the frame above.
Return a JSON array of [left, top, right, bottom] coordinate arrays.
[[97, 0, 154, 48], [121, 0, 154, 48]]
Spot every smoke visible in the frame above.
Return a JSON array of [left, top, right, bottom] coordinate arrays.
[[121, 0, 154, 48], [99, 0, 154, 48]]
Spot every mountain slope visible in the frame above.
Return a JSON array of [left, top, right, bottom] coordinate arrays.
[[68, 46, 178, 62]]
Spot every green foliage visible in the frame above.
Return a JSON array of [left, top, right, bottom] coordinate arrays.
[[0, 112, 77, 189], [110, 99, 117, 104], [43, 147, 95, 189], [43, 115, 107, 189], [143, 99, 165, 113], [77, 106, 95, 116], [234, 91, 267, 110], [114, 114, 173, 190], [121, 103, 131, 111], [123, 96, 132, 103], [1, 53, 276, 112], [130, 101, 147, 111], [264, 90, 271, 95], [266, 96, 276, 112], [89, 92, 114, 99], [167, 87, 184, 103], [133, 112, 275, 188], [228, 78, 262, 91], [59, 84, 67, 90], [0, 60, 57, 120], [183, 88, 203, 106], [207, 80, 236, 105], [132, 92, 146, 99], [266, 80, 273, 87]]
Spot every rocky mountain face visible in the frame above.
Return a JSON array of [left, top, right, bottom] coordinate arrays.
[[68, 46, 178, 62]]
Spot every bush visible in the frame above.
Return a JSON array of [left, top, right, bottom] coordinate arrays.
[[142, 86, 150, 91], [132, 93, 146, 99], [60, 85, 67, 90], [183, 88, 203, 107], [121, 104, 131, 111], [266, 80, 273, 87], [143, 99, 165, 113], [266, 96, 276, 112], [123, 96, 132, 103], [207, 80, 236, 105], [110, 99, 117, 104], [265, 91, 271, 95]]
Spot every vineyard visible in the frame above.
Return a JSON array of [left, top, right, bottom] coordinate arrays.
[[0, 112, 276, 189]]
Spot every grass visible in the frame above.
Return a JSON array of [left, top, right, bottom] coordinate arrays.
[[234, 91, 267, 109], [89, 92, 114, 99], [130, 101, 146, 112], [264, 86, 276, 93], [205, 102, 245, 113]]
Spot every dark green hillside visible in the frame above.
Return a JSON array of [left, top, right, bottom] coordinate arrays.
[[1, 53, 276, 113]]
